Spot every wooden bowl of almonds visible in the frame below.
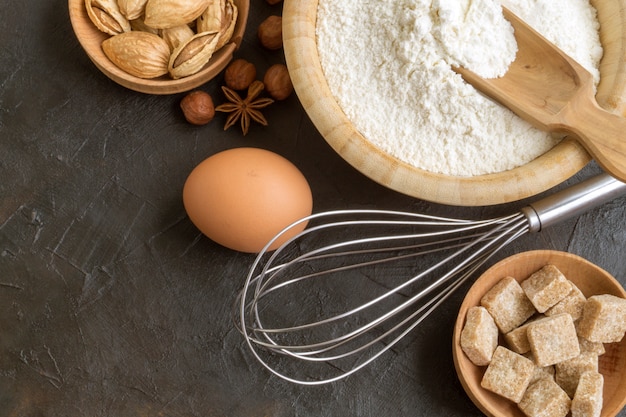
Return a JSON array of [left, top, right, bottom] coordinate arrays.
[[69, 0, 249, 95], [283, 0, 626, 205], [453, 250, 626, 417]]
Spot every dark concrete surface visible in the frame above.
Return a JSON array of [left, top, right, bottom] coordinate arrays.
[[1, 1, 625, 416]]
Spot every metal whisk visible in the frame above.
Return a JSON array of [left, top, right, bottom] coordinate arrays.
[[236, 173, 626, 385]]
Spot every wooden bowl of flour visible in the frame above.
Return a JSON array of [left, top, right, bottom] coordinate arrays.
[[283, 0, 626, 206]]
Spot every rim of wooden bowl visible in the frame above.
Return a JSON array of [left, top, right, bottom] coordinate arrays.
[[68, 0, 249, 95], [283, 0, 626, 206], [452, 250, 626, 417]]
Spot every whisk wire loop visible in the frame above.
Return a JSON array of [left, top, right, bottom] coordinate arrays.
[[237, 209, 530, 384], [252, 215, 528, 362]]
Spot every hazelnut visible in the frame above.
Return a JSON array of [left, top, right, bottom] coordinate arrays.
[[258, 15, 283, 50], [263, 64, 293, 101], [180, 90, 215, 125], [224, 59, 257, 90]]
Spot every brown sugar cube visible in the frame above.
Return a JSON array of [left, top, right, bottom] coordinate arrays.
[[518, 378, 571, 417], [480, 346, 535, 403], [578, 294, 626, 343], [578, 337, 605, 356], [527, 313, 580, 367], [523, 351, 556, 381], [571, 371, 603, 417], [460, 306, 499, 366], [521, 265, 572, 313], [530, 364, 555, 385], [523, 352, 556, 385], [545, 281, 586, 321], [481, 276, 536, 333], [505, 323, 532, 354], [505, 315, 543, 354], [555, 352, 598, 398]]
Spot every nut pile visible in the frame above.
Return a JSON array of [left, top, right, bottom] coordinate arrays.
[[180, 3, 294, 135], [85, 0, 238, 79]]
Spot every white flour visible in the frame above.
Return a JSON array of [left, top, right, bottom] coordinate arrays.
[[432, 0, 517, 78], [316, 0, 603, 176]]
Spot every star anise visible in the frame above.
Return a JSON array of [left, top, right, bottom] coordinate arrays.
[[215, 80, 274, 135]]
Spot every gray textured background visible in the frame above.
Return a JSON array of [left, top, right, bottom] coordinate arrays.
[[1, 1, 625, 416]]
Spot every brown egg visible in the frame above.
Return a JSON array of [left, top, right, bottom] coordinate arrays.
[[183, 148, 313, 253]]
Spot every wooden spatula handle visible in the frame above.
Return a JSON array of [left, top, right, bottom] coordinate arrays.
[[559, 97, 626, 182]]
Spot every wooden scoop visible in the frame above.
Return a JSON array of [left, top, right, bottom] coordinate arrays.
[[454, 7, 626, 182]]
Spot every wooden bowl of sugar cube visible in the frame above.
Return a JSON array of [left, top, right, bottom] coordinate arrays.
[[453, 250, 626, 417]]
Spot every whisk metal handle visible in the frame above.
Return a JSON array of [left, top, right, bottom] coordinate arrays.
[[521, 173, 626, 232]]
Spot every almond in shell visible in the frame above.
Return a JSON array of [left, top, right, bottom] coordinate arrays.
[[102, 31, 170, 78], [197, 0, 236, 49], [197, 0, 224, 33], [85, 0, 131, 35], [129, 17, 159, 34], [161, 24, 195, 52], [143, 0, 210, 29], [216, 0, 237, 49], [168, 30, 219, 79], [117, 0, 148, 20]]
